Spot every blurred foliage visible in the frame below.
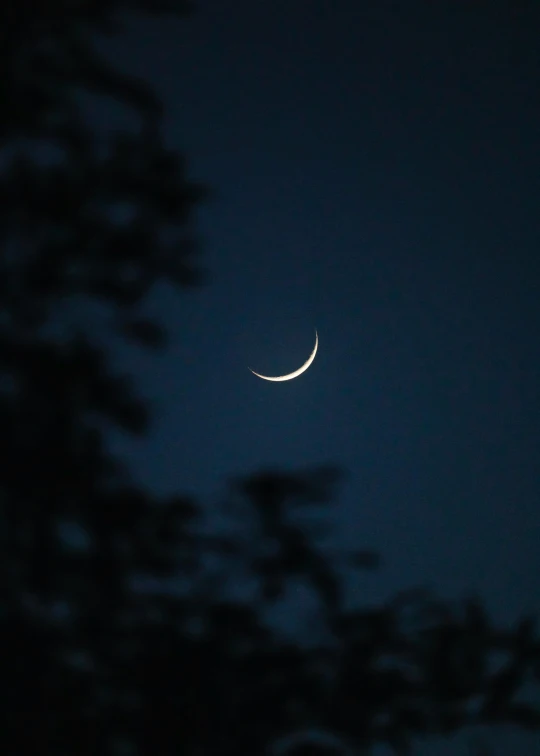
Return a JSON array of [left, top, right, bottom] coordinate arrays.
[[0, 2, 539, 755]]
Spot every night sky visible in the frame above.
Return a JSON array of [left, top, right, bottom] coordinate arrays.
[[89, 2, 538, 753]]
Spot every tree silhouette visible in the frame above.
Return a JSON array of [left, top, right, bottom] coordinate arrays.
[[1, 2, 539, 755]]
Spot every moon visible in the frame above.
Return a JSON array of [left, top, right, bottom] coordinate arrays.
[[249, 329, 318, 382]]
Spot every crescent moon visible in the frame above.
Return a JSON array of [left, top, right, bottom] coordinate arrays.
[[249, 329, 318, 382]]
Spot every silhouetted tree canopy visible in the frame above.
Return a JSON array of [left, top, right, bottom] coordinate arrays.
[[1, 3, 539, 755]]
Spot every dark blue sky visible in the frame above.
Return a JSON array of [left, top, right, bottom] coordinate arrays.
[[93, 2, 539, 752]]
